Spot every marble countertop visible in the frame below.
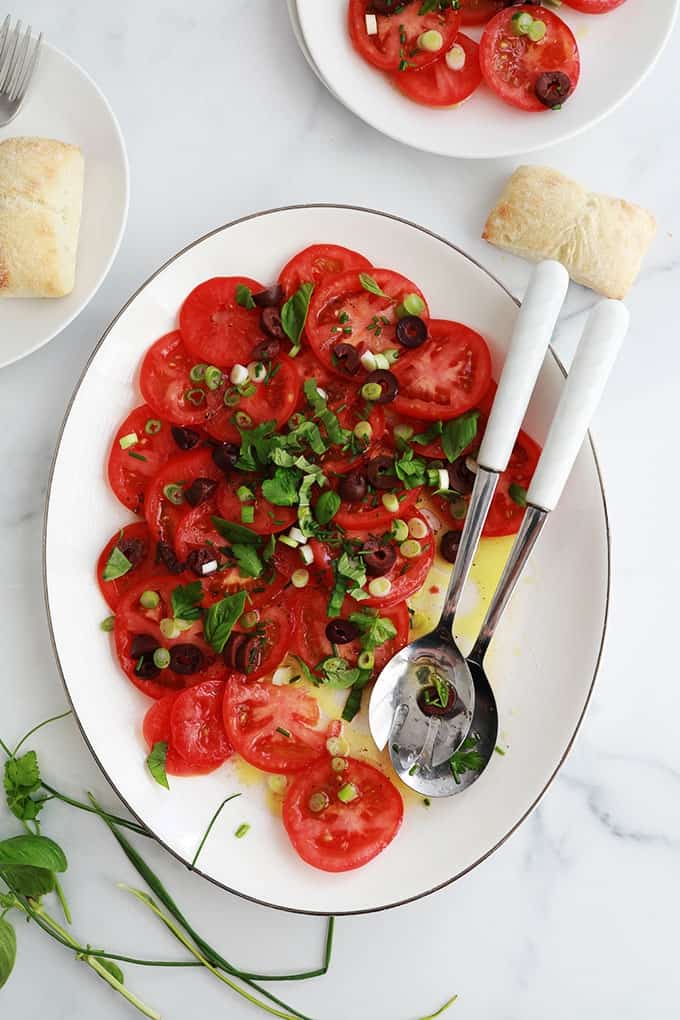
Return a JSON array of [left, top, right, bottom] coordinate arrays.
[[2, 2, 679, 1018]]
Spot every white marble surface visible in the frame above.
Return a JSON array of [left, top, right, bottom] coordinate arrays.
[[2, 2, 679, 1018]]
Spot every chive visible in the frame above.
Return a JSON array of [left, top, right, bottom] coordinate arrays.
[[494, 745, 506, 756], [185, 387, 206, 406], [145, 418, 162, 435], [234, 823, 250, 839], [241, 505, 255, 525], [100, 615, 115, 632], [423, 798, 431, 807], [275, 727, 291, 738], [128, 451, 148, 462]]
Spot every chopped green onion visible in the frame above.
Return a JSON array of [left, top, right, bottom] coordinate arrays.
[[361, 382, 382, 402], [367, 577, 392, 598], [153, 647, 171, 670], [248, 361, 267, 383], [175, 619, 194, 633], [353, 420, 373, 444], [237, 485, 255, 503], [276, 726, 291, 738], [528, 18, 546, 41], [100, 615, 115, 632], [381, 493, 399, 513], [204, 365, 223, 390], [400, 539, 421, 559], [160, 617, 181, 639], [235, 411, 252, 428], [393, 423, 414, 443], [185, 387, 206, 406], [396, 293, 426, 319], [118, 432, 138, 450], [291, 568, 309, 588], [267, 774, 287, 795], [383, 348, 400, 365], [144, 419, 162, 436], [308, 791, 329, 813], [408, 517, 428, 540], [337, 783, 358, 804], [391, 518, 409, 543], [139, 589, 160, 609], [234, 823, 250, 839], [224, 388, 240, 407], [512, 10, 534, 34], [278, 534, 298, 549], [240, 610, 259, 630], [163, 483, 184, 505], [357, 650, 374, 671], [417, 28, 443, 51], [189, 363, 207, 382], [326, 735, 350, 757], [241, 505, 255, 524], [331, 756, 349, 773]]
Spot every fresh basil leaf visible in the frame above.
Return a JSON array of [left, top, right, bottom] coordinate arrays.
[[0, 835, 67, 873], [358, 273, 391, 300], [449, 733, 485, 784], [262, 467, 299, 507], [327, 574, 348, 618], [232, 544, 263, 579], [281, 282, 313, 348], [0, 917, 16, 990], [146, 742, 169, 790], [348, 611, 397, 652], [211, 516, 262, 546], [290, 656, 316, 684], [441, 411, 479, 464], [303, 379, 351, 448], [337, 552, 367, 589], [271, 448, 295, 467], [341, 670, 372, 722], [419, 0, 456, 12], [204, 591, 247, 654], [236, 419, 277, 471], [315, 490, 341, 526], [318, 657, 361, 689], [509, 483, 528, 508], [235, 283, 255, 310], [394, 448, 426, 489], [412, 421, 443, 446], [3, 751, 44, 822], [171, 581, 203, 621], [102, 544, 133, 582], [1, 865, 55, 899]]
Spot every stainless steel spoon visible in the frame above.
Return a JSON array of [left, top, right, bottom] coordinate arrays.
[[369, 260, 570, 796], [377, 298, 630, 797]]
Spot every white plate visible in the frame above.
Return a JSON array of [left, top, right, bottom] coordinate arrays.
[[295, 0, 679, 160], [0, 43, 129, 369], [44, 205, 609, 915]]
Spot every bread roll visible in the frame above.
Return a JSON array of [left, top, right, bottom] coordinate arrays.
[[482, 165, 656, 300], [0, 137, 84, 298]]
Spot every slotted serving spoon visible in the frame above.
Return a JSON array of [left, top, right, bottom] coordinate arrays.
[[368, 260, 570, 793], [372, 297, 630, 797]]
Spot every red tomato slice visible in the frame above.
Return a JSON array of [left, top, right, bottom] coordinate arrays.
[[170, 680, 233, 767], [348, 0, 461, 73], [435, 428, 541, 536], [97, 522, 158, 610], [107, 405, 180, 514], [393, 319, 492, 421], [279, 244, 372, 298], [273, 539, 334, 591], [290, 591, 409, 677], [343, 511, 435, 608], [224, 602, 296, 681], [205, 358, 300, 443], [459, 0, 508, 26], [139, 331, 225, 428], [223, 677, 330, 774], [333, 479, 422, 531], [305, 269, 429, 375], [480, 5, 580, 112], [145, 448, 222, 544], [179, 277, 265, 367], [392, 34, 482, 107], [114, 574, 228, 699], [282, 756, 403, 872], [562, 0, 626, 10], [143, 693, 220, 776], [216, 473, 297, 535]]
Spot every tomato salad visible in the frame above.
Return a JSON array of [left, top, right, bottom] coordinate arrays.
[[97, 242, 541, 873], [349, 0, 627, 112]]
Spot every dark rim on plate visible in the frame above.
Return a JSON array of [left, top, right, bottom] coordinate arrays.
[[42, 204, 611, 917]]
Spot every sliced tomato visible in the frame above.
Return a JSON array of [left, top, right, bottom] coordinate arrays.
[[216, 473, 297, 535], [115, 574, 228, 699], [306, 269, 429, 375], [145, 448, 222, 544], [273, 539, 334, 591], [459, 0, 508, 26], [170, 680, 233, 767], [224, 602, 296, 681], [393, 319, 491, 421], [348, 0, 461, 73], [223, 677, 330, 774], [562, 0, 626, 11], [97, 522, 158, 610], [333, 479, 422, 531], [392, 34, 482, 107], [139, 331, 225, 427], [343, 512, 435, 608], [205, 358, 300, 443], [179, 276, 265, 367], [107, 405, 180, 514], [480, 5, 580, 112], [435, 428, 541, 537], [282, 756, 403, 872], [279, 244, 372, 298], [143, 693, 220, 776], [325, 397, 386, 473], [291, 591, 409, 677]]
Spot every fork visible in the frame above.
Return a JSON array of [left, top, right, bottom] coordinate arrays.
[[0, 15, 42, 127]]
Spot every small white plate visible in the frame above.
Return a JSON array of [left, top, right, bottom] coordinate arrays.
[[45, 205, 610, 915], [0, 43, 129, 369], [294, 0, 679, 160]]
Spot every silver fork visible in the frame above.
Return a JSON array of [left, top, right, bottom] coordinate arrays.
[[0, 16, 43, 127]]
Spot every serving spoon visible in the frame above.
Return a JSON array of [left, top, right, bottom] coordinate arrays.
[[373, 297, 630, 797], [368, 260, 570, 795]]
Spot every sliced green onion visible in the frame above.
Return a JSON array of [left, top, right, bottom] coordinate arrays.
[[240, 610, 259, 630], [100, 615, 115, 632], [417, 29, 443, 51], [394, 423, 414, 443], [337, 782, 358, 804], [391, 518, 409, 543], [237, 485, 255, 503], [267, 775, 287, 795], [224, 388, 240, 407], [144, 419, 162, 436], [288, 412, 305, 430], [248, 361, 267, 383], [291, 568, 309, 589], [528, 18, 546, 41], [139, 589, 160, 609], [408, 517, 428, 540], [512, 11, 534, 34], [361, 382, 382, 402], [278, 534, 298, 549], [160, 617, 181, 639], [326, 735, 350, 757], [396, 293, 425, 319], [189, 363, 208, 382], [353, 420, 373, 444], [241, 505, 255, 524], [185, 387, 206, 406], [381, 493, 399, 513], [163, 483, 184, 505], [234, 411, 252, 428], [400, 539, 421, 559], [234, 823, 250, 839], [118, 432, 138, 450], [368, 576, 392, 598], [204, 365, 223, 390], [357, 650, 374, 671], [308, 791, 329, 813], [383, 348, 400, 365], [331, 756, 349, 773], [153, 647, 171, 669], [175, 619, 194, 633]]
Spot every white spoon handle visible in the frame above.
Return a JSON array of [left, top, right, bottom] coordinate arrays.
[[478, 259, 569, 473], [528, 299, 630, 511]]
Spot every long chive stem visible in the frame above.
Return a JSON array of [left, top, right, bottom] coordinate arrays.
[[240, 916, 335, 982], [418, 994, 459, 1019], [12, 710, 73, 756], [191, 794, 241, 868], [41, 781, 149, 835]]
